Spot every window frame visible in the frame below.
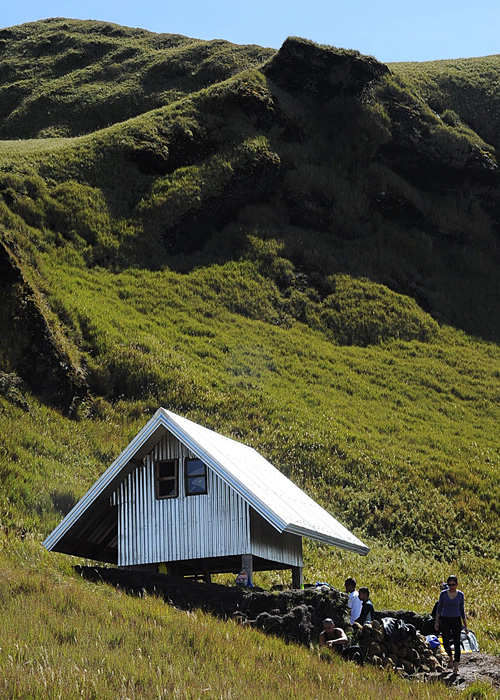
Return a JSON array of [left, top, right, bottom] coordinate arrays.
[[184, 457, 208, 496], [155, 459, 179, 499]]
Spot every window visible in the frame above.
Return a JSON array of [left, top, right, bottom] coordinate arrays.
[[185, 458, 208, 495], [156, 459, 178, 498]]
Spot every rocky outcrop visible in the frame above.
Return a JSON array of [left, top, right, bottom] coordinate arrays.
[[0, 235, 87, 409], [263, 37, 389, 99]]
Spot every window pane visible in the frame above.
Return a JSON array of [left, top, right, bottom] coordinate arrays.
[[157, 460, 178, 499], [158, 479, 177, 498], [185, 459, 207, 495], [159, 461, 176, 479], [187, 476, 206, 494], [186, 459, 205, 477]]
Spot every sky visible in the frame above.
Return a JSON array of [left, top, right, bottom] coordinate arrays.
[[2, 0, 499, 64]]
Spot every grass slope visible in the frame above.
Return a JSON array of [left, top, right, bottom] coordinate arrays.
[[391, 54, 500, 150], [1, 18, 500, 697], [0, 18, 274, 138], [6, 534, 491, 700]]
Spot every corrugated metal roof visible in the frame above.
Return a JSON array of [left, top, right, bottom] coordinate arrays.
[[43, 408, 369, 556]]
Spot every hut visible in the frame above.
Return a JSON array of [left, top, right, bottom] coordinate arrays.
[[44, 408, 368, 586]]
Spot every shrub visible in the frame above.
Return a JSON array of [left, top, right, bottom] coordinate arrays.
[[321, 275, 439, 346], [441, 109, 461, 127]]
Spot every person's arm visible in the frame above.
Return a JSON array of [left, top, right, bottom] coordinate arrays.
[[319, 631, 326, 648], [434, 592, 443, 631], [326, 628, 348, 647], [460, 593, 468, 632]]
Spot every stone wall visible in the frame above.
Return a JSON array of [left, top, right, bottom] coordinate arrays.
[[353, 619, 444, 677]]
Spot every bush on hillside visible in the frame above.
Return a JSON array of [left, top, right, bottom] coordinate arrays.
[[321, 275, 439, 346]]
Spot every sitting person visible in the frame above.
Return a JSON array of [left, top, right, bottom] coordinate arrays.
[[319, 618, 363, 664], [345, 577, 363, 625], [355, 587, 374, 625]]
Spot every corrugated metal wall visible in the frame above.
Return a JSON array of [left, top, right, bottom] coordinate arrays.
[[116, 432, 250, 566], [249, 510, 303, 567]]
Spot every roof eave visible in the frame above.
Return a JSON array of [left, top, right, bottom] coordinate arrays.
[[284, 524, 370, 555]]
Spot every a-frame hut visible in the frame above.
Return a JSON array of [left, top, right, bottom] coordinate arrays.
[[44, 409, 369, 586]]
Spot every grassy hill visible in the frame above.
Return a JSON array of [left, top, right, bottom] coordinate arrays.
[[391, 55, 500, 151], [1, 18, 500, 698], [0, 18, 274, 138]]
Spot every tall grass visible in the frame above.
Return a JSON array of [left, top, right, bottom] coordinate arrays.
[[2, 533, 497, 700]]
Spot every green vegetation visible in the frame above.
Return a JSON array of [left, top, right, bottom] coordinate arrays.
[[1, 18, 500, 698], [6, 535, 491, 700], [391, 54, 500, 151], [0, 18, 275, 139]]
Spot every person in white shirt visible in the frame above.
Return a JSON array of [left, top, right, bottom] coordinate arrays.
[[345, 577, 362, 624]]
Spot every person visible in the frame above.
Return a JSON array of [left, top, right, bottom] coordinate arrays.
[[319, 618, 348, 649], [431, 582, 449, 627], [423, 582, 448, 635], [355, 587, 374, 625], [434, 574, 468, 674], [345, 577, 362, 625], [319, 618, 363, 664]]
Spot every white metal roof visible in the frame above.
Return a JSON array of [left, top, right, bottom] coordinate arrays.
[[44, 408, 369, 556]]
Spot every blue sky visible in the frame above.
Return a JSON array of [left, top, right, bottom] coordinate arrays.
[[3, 0, 499, 63]]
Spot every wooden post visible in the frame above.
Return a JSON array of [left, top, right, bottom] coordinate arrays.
[[241, 553, 253, 586], [291, 565, 303, 589], [203, 561, 212, 584]]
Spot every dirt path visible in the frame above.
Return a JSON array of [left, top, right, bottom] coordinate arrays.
[[450, 652, 500, 690]]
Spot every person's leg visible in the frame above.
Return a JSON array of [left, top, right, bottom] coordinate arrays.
[[341, 645, 364, 665], [440, 617, 453, 666], [451, 617, 462, 665]]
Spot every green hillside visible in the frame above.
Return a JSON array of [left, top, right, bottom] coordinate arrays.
[[391, 54, 500, 151], [0, 18, 274, 138], [1, 18, 500, 698]]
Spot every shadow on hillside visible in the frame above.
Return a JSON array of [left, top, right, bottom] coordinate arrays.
[[50, 491, 78, 516], [51, 490, 78, 516]]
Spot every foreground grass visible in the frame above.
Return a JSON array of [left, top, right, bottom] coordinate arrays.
[[2, 534, 498, 700]]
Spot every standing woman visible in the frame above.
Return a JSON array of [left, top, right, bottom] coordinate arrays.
[[434, 574, 468, 673]]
